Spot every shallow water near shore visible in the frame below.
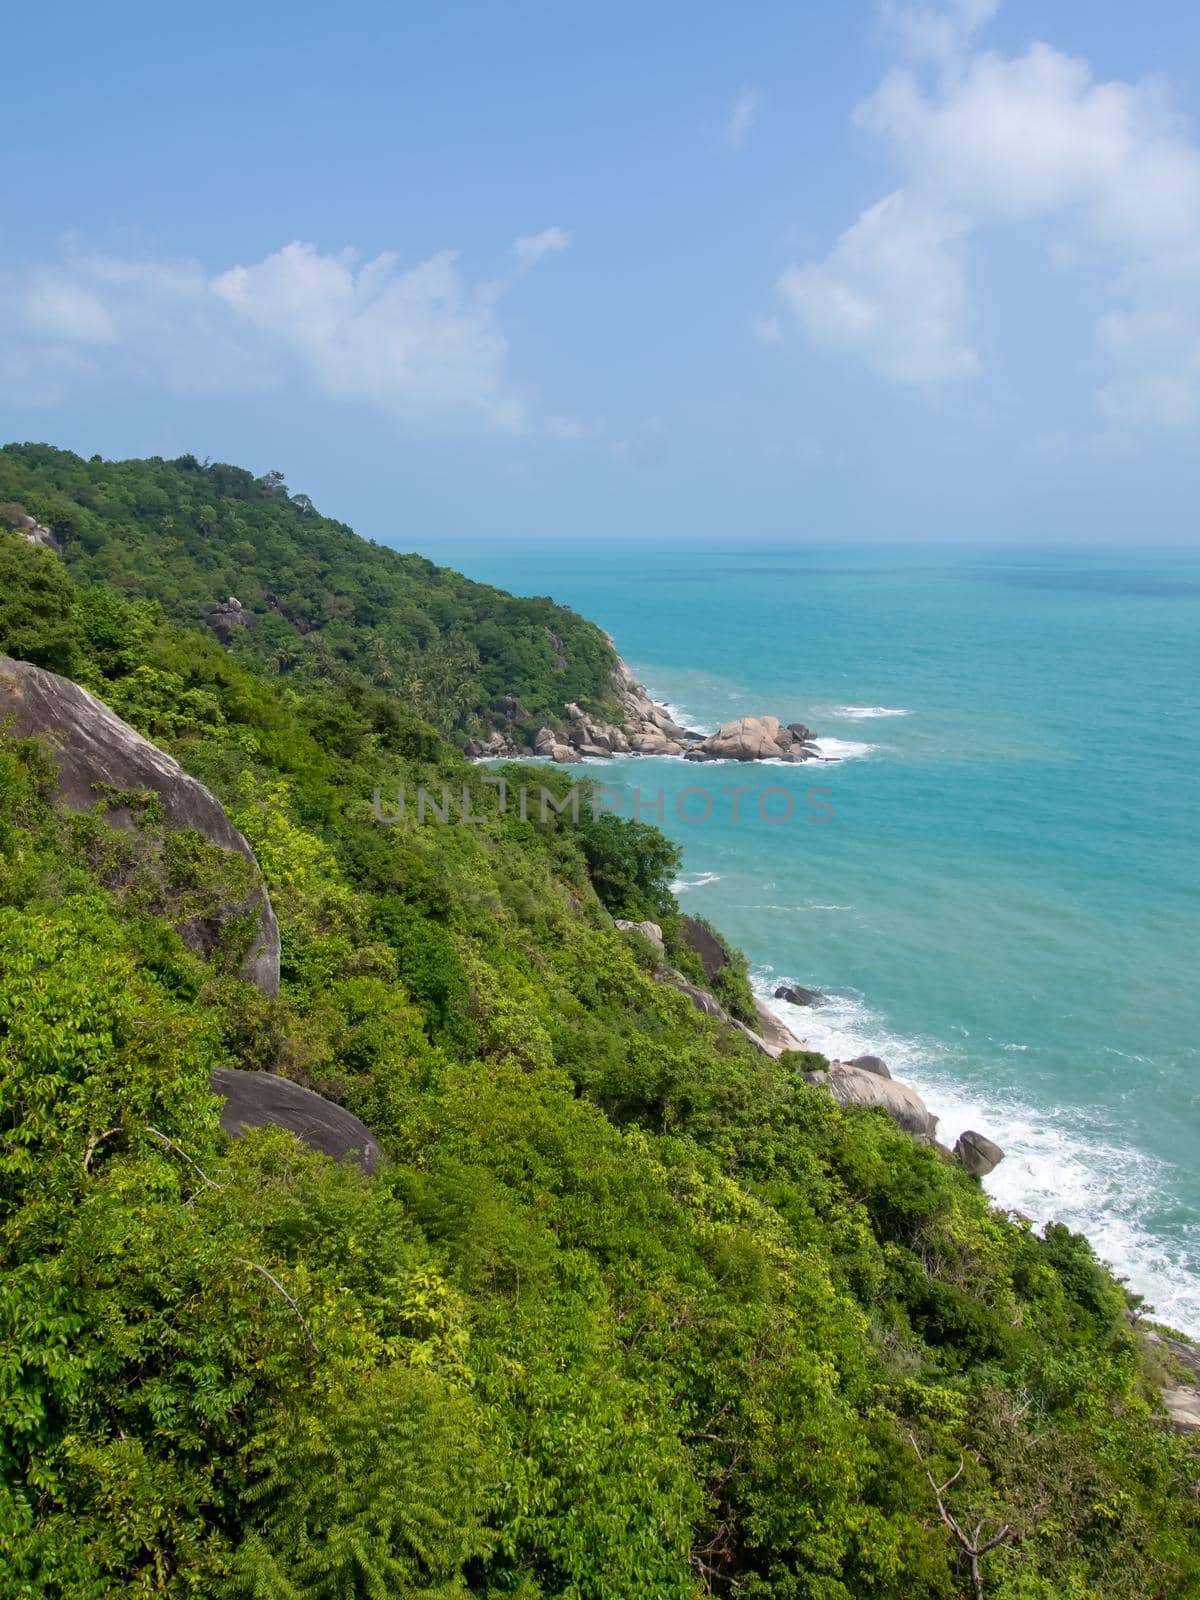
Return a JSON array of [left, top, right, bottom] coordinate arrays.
[[413, 536, 1200, 1335]]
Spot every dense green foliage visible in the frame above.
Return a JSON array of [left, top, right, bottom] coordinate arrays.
[[0, 445, 622, 739], [1, 468, 1197, 1599]]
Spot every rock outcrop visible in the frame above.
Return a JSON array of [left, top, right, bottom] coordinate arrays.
[[466, 648, 825, 765], [953, 1129, 1005, 1176], [803, 1063, 939, 1139], [533, 725, 583, 764], [631, 952, 804, 1063], [614, 918, 665, 952], [753, 1000, 807, 1058], [775, 983, 826, 1008], [1142, 1329, 1200, 1434], [847, 1054, 891, 1079], [612, 924, 992, 1149], [679, 916, 727, 980], [205, 596, 259, 644], [684, 716, 824, 764], [211, 1069, 383, 1173], [2, 508, 62, 553], [664, 971, 730, 1021], [0, 654, 280, 994]]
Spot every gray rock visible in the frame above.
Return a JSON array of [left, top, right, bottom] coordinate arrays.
[[596, 645, 835, 765], [629, 730, 675, 754], [648, 966, 778, 1060], [211, 1069, 383, 1173], [754, 1000, 806, 1058], [731, 1018, 773, 1055], [680, 916, 727, 980], [1161, 1386, 1200, 1434], [2, 506, 61, 551], [0, 655, 280, 994], [774, 983, 826, 1007], [804, 1064, 938, 1138], [849, 1054, 892, 1079], [1141, 1330, 1200, 1433], [700, 715, 785, 761], [466, 729, 515, 759], [205, 596, 259, 643], [614, 918, 665, 952], [1161, 1334, 1200, 1382], [658, 968, 728, 1021], [953, 1129, 1005, 1177], [15, 516, 61, 553]]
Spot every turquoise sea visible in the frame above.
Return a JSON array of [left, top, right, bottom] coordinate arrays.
[[419, 538, 1200, 1335]]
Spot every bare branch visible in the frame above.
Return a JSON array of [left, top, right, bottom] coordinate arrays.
[[145, 1126, 223, 1191], [233, 1258, 320, 1356], [909, 1434, 1016, 1600], [82, 1127, 123, 1170]]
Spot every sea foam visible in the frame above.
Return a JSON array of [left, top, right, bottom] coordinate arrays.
[[671, 871, 723, 893], [754, 975, 1200, 1336], [827, 705, 911, 720], [810, 736, 877, 761]]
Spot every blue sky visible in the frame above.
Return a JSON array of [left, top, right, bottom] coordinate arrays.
[[4, 0, 1200, 544]]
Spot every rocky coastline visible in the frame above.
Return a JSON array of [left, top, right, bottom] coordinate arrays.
[[466, 649, 825, 766], [613, 915, 1007, 1181], [473, 642, 1008, 1173]]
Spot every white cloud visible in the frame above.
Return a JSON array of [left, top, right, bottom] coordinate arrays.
[[213, 243, 524, 425], [722, 88, 763, 153], [778, 1, 1200, 424], [780, 191, 977, 383], [22, 277, 117, 344], [1, 237, 572, 431], [879, 0, 998, 64], [512, 226, 571, 266]]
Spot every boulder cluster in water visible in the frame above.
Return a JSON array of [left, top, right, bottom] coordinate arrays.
[[467, 652, 825, 765]]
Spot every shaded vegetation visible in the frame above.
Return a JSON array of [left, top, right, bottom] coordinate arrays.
[[0, 465, 1197, 1599]]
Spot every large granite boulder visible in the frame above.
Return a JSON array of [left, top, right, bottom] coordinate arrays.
[[649, 966, 798, 1062], [702, 716, 786, 761], [0, 654, 280, 994], [629, 730, 684, 755], [849, 1054, 892, 1079], [754, 1000, 806, 1058], [205, 596, 259, 644], [211, 1069, 383, 1173], [803, 1063, 938, 1138], [775, 983, 826, 1007], [465, 728, 517, 759], [662, 971, 727, 1020], [953, 1129, 1005, 1176], [679, 916, 727, 980], [533, 725, 581, 763], [1161, 1386, 1200, 1434], [2, 508, 62, 553], [1142, 1329, 1200, 1434], [614, 918, 665, 952]]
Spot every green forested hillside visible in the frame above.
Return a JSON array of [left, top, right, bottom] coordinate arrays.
[[0, 487, 1197, 1599], [0, 444, 621, 741]]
